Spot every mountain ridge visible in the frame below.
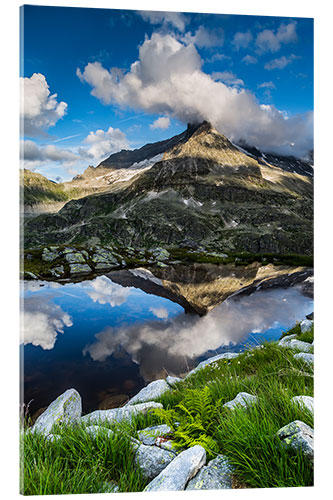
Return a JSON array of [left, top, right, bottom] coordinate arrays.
[[23, 121, 313, 257]]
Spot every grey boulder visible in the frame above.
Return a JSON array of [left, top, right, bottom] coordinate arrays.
[[187, 353, 239, 378], [294, 352, 314, 364], [186, 454, 233, 490], [135, 443, 175, 481], [138, 424, 172, 446], [300, 319, 313, 333], [224, 392, 258, 410], [277, 420, 314, 460], [81, 402, 162, 425], [69, 263, 91, 275], [65, 252, 86, 263], [85, 425, 114, 439], [125, 380, 171, 406], [166, 376, 182, 387], [32, 388, 82, 435], [144, 445, 206, 492], [291, 396, 314, 414], [279, 339, 312, 352], [278, 334, 297, 346]]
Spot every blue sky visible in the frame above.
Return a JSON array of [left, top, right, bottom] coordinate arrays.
[[20, 5, 313, 181]]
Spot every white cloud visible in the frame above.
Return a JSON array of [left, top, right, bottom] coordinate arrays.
[[258, 81, 276, 89], [182, 26, 224, 48], [83, 126, 130, 160], [149, 306, 169, 319], [150, 116, 170, 130], [232, 31, 252, 50], [83, 288, 311, 380], [21, 297, 73, 350], [138, 10, 187, 31], [256, 22, 298, 53], [21, 140, 79, 165], [265, 55, 297, 70], [212, 71, 244, 87], [83, 276, 131, 308], [20, 73, 68, 136], [77, 32, 312, 156], [242, 54, 258, 65]]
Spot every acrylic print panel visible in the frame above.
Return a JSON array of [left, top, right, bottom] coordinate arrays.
[[20, 2, 314, 495]]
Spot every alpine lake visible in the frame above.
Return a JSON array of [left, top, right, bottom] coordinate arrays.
[[21, 263, 313, 418]]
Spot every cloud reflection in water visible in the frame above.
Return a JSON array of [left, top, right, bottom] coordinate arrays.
[[83, 287, 313, 380]]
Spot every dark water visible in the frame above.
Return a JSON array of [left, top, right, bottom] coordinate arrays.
[[21, 272, 313, 415]]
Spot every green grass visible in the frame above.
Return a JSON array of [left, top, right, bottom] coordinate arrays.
[[21, 421, 147, 495], [150, 342, 314, 488], [21, 326, 314, 493]]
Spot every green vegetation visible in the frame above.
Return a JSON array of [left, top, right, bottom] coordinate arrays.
[[168, 248, 313, 267], [151, 342, 313, 488], [21, 169, 95, 207], [21, 325, 314, 494], [21, 421, 146, 495]]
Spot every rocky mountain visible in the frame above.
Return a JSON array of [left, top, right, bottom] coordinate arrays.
[[21, 169, 100, 214], [24, 121, 313, 256]]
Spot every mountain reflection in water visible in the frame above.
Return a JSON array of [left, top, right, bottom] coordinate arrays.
[[21, 264, 313, 414]]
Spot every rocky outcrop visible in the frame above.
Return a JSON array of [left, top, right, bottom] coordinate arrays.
[[81, 401, 163, 425], [186, 352, 240, 377], [186, 454, 233, 490], [125, 379, 171, 406], [294, 352, 314, 364], [277, 420, 314, 460], [138, 424, 172, 446], [134, 444, 175, 481], [223, 392, 258, 410], [291, 396, 314, 414], [32, 388, 82, 436], [144, 445, 206, 492], [278, 338, 312, 352], [24, 122, 313, 257]]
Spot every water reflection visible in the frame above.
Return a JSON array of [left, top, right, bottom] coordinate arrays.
[[83, 287, 313, 380], [21, 269, 313, 414], [82, 276, 131, 307], [21, 294, 73, 350]]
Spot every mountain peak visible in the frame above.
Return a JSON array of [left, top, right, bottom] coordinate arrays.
[[186, 120, 213, 137]]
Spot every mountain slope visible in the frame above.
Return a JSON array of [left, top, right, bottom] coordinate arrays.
[[24, 122, 313, 256]]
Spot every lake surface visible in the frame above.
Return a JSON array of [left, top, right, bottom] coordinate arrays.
[[21, 269, 313, 415]]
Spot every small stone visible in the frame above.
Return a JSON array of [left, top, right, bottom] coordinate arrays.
[[306, 312, 314, 321], [144, 445, 206, 492], [278, 334, 297, 346], [65, 252, 86, 263], [155, 437, 179, 454], [186, 454, 233, 490], [300, 319, 313, 333], [223, 392, 258, 410], [85, 425, 114, 439], [291, 396, 314, 414], [294, 352, 314, 364], [94, 262, 119, 271], [81, 402, 163, 425], [279, 339, 312, 352], [69, 263, 91, 275], [277, 420, 314, 460], [32, 388, 82, 435], [138, 424, 172, 446], [135, 443, 175, 481], [50, 265, 64, 277], [42, 248, 58, 262], [99, 481, 119, 493], [166, 376, 182, 387], [125, 379, 171, 406], [186, 353, 240, 378]]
